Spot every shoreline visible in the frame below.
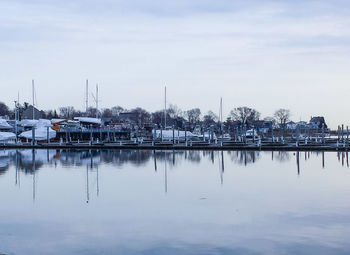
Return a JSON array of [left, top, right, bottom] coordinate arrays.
[[1, 142, 349, 151]]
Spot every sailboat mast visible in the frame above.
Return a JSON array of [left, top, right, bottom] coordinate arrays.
[[96, 84, 98, 118], [164, 86, 167, 128], [86, 79, 89, 113], [32, 79, 35, 120], [220, 97, 223, 122]]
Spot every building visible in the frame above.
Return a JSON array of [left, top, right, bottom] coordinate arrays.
[[310, 116, 327, 129], [21, 105, 45, 120]]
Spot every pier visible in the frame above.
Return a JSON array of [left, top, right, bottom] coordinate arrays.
[[2, 137, 350, 151]]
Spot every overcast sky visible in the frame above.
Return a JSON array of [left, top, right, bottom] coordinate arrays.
[[0, 0, 349, 128]]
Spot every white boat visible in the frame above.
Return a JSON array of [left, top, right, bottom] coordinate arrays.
[[0, 119, 12, 130], [74, 117, 101, 125], [19, 127, 56, 141], [218, 133, 231, 141], [0, 132, 16, 142], [245, 129, 259, 140], [153, 129, 197, 141]]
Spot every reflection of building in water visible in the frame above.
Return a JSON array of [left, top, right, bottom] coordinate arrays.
[[0, 150, 14, 174], [273, 151, 291, 162], [227, 151, 260, 166]]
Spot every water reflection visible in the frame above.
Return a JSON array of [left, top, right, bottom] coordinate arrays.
[[0, 149, 349, 177], [1, 149, 350, 255]]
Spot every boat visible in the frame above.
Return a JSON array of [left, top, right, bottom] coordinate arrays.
[[245, 129, 259, 140], [0, 132, 16, 142], [153, 129, 198, 141]]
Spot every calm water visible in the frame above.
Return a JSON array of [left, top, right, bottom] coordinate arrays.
[[1, 149, 350, 255]]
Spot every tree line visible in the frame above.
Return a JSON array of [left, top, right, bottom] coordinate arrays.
[[0, 101, 291, 128]]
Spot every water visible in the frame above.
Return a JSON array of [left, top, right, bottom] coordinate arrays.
[[1, 149, 350, 255]]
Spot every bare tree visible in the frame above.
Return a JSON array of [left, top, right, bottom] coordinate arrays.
[[0, 102, 10, 116], [230, 106, 260, 125], [86, 107, 100, 118], [186, 108, 201, 125], [167, 104, 183, 119], [101, 108, 113, 118], [59, 106, 75, 118], [203, 111, 218, 127], [111, 106, 124, 116], [129, 107, 151, 127], [274, 109, 290, 127], [151, 110, 163, 126]]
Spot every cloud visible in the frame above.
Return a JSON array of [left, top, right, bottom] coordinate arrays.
[[0, 0, 350, 128]]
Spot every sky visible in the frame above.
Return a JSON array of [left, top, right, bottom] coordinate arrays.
[[0, 0, 350, 128]]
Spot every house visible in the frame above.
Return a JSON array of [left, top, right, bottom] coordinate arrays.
[[310, 116, 327, 129], [118, 112, 138, 124], [251, 120, 273, 133], [21, 105, 45, 120]]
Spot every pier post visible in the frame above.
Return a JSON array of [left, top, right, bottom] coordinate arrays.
[[90, 125, 93, 145], [203, 127, 205, 142], [253, 128, 255, 143], [47, 127, 50, 144], [322, 124, 325, 144], [271, 127, 274, 143], [32, 128, 35, 146]]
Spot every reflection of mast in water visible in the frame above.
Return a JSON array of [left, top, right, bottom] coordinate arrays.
[[172, 150, 175, 165], [219, 151, 224, 185], [47, 149, 50, 162], [153, 150, 157, 172], [15, 150, 20, 187], [86, 164, 89, 203], [96, 164, 99, 197], [211, 151, 214, 164], [304, 151, 307, 161], [164, 152, 168, 193], [296, 151, 300, 175], [271, 151, 274, 161], [322, 151, 325, 168], [342, 152, 344, 166], [32, 149, 36, 202], [347, 152, 349, 168]]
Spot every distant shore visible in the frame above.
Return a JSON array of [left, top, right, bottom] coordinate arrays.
[[1, 141, 350, 151]]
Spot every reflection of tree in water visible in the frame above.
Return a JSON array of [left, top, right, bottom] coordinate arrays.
[[101, 150, 153, 166], [15, 150, 44, 174], [273, 151, 291, 162], [227, 151, 260, 165]]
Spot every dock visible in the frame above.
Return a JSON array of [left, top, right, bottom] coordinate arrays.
[[1, 139, 350, 151]]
